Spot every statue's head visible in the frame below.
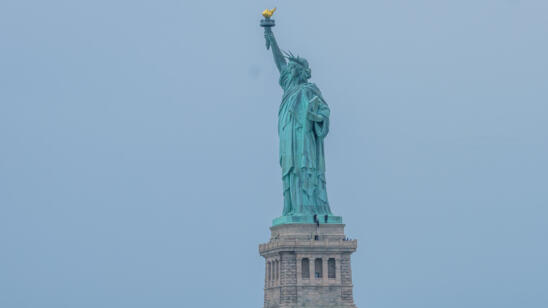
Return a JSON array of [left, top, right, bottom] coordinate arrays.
[[282, 51, 311, 85]]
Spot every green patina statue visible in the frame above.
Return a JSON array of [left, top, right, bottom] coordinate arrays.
[[261, 9, 342, 226]]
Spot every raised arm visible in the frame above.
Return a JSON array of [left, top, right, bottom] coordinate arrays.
[[264, 28, 287, 73]]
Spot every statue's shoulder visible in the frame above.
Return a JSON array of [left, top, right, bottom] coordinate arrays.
[[303, 82, 322, 95]]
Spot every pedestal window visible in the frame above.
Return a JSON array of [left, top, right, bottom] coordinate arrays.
[[314, 258, 323, 278], [275, 260, 279, 281], [301, 258, 310, 279], [328, 258, 336, 279]]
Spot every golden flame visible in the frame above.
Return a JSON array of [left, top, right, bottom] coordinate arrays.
[[262, 7, 276, 18]]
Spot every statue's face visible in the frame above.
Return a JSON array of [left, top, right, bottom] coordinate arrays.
[[304, 67, 311, 79], [294, 63, 311, 82], [283, 59, 312, 85], [300, 59, 311, 80]]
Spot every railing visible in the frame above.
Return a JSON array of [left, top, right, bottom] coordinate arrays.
[[259, 239, 357, 253]]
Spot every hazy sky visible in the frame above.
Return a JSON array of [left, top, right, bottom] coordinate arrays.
[[1, 1, 547, 307]]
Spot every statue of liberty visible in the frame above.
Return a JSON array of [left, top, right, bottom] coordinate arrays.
[[261, 9, 341, 225]]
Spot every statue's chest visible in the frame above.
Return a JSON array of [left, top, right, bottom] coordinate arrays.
[[280, 91, 307, 118]]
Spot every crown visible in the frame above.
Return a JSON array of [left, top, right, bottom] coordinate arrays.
[[283, 50, 309, 68]]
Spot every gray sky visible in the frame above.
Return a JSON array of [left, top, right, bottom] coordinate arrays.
[[1, 1, 547, 307]]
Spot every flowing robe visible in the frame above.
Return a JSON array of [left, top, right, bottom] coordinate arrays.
[[278, 75, 333, 216]]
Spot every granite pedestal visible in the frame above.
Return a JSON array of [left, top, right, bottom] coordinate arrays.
[[259, 223, 357, 308]]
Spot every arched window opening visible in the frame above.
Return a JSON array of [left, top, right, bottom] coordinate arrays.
[[328, 258, 336, 279], [267, 261, 271, 281], [301, 258, 310, 279], [314, 258, 323, 278]]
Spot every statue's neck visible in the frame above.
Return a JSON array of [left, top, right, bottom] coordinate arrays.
[[288, 79, 305, 87]]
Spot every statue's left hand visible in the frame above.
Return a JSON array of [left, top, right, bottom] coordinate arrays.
[[308, 111, 324, 122]]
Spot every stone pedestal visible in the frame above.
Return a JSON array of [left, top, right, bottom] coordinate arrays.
[[259, 224, 357, 308]]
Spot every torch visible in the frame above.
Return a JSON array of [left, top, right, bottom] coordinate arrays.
[[260, 8, 276, 50]]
